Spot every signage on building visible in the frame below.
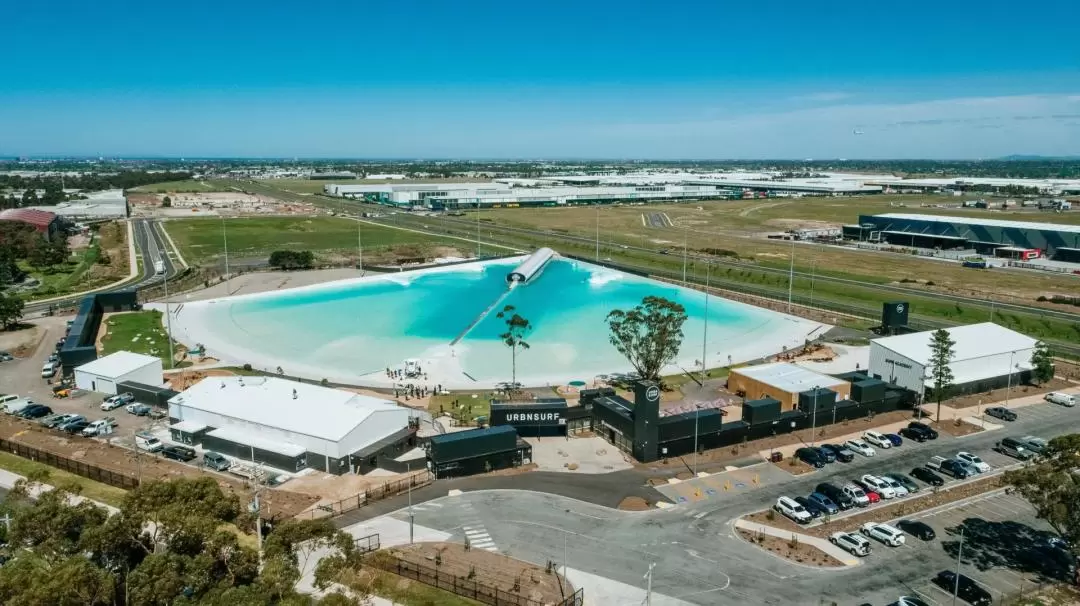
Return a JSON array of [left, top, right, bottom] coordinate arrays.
[[492, 406, 568, 427], [886, 358, 914, 370], [646, 386, 660, 402], [506, 412, 561, 423]]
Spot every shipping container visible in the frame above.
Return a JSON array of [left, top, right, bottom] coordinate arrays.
[[428, 425, 518, 463], [742, 398, 781, 426], [117, 380, 179, 409], [658, 408, 724, 441], [850, 379, 887, 404], [797, 388, 838, 412]]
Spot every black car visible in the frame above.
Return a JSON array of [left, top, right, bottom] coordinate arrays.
[[19, 405, 53, 419], [795, 447, 826, 468], [794, 496, 824, 518], [901, 421, 938, 442], [933, 571, 991, 606], [897, 519, 936, 540], [984, 406, 1017, 422], [15, 404, 47, 418], [62, 420, 90, 434], [910, 466, 945, 486], [815, 482, 855, 510], [814, 446, 836, 464], [161, 445, 197, 462], [820, 443, 855, 463], [884, 472, 920, 494], [938, 459, 971, 480]]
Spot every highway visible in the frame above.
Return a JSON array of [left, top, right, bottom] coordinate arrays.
[[23, 218, 180, 316]]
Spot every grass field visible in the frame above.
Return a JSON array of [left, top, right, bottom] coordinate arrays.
[[131, 180, 212, 193], [100, 310, 179, 365], [163, 216, 453, 262], [0, 450, 128, 506]]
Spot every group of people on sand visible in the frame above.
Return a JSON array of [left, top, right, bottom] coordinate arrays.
[[394, 383, 442, 401]]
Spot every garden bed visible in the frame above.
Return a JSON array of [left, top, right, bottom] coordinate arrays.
[[735, 528, 844, 568]]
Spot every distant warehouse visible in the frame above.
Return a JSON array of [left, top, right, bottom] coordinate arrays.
[[846, 213, 1080, 262]]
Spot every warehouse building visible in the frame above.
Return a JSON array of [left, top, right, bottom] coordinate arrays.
[[167, 376, 419, 473], [0, 208, 60, 238], [30, 189, 128, 220], [868, 323, 1036, 398], [426, 425, 532, 479], [848, 214, 1080, 261], [726, 362, 851, 411], [74, 351, 163, 395]]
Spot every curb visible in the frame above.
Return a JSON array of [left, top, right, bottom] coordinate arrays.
[[732, 518, 861, 569]]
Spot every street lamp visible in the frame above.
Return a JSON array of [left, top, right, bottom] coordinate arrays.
[[810, 385, 820, 448], [693, 403, 704, 475], [221, 215, 230, 282], [1005, 351, 1016, 408], [952, 527, 965, 606]]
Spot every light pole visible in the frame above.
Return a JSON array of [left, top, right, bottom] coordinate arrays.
[[163, 266, 175, 369], [476, 202, 481, 259], [595, 204, 600, 261], [682, 226, 688, 282], [1005, 351, 1016, 407], [645, 562, 656, 606], [810, 385, 820, 448], [357, 219, 363, 272], [786, 237, 795, 313], [221, 216, 230, 282], [700, 262, 710, 384], [407, 462, 414, 544], [952, 527, 965, 606], [693, 403, 703, 475]]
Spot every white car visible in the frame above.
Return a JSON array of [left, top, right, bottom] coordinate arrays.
[[862, 430, 892, 449], [829, 532, 872, 556], [859, 474, 897, 499], [860, 522, 906, 547], [774, 496, 813, 524], [956, 451, 991, 473], [844, 439, 876, 457], [881, 475, 910, 497], [842, 483, 871, 507]]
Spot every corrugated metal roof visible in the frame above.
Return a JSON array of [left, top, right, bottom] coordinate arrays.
[[429, 424, 516, 445], [871, 323, 1037, 367], [873, 213, 1080, 235], [0, 208, 57, 227], [76, 351, 161, 380], [732, 362, 847, 394], [206, 426, 306, 457]]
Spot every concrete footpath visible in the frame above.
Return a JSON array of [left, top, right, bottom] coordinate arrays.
[[732, 518, 861, 567]]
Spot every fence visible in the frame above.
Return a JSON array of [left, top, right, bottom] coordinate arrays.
[[0, 437, 140, 490], [297, 470, 434, 520], [369, 551, 584, 606], [354, 533, 381, 554]]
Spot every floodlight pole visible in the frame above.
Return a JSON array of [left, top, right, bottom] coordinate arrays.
[[787, 237, 795, 313], [645, 562, 656, 606], [163, 268, 175, 369], [952, 527, 965, 606], [357, 219, 363, 272], [700, 262, 710, 385], [408, 462, 414, 544], [221, 215, 230, 282], [682, 226, 688, 282], [476, 202, 481, 259], [1005, 351, 1016, 407], [810, 385, 820, 448], [595, 204, 600, 262]]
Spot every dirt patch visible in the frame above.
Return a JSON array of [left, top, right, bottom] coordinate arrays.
[[0, 414, 317, 519], [935, 419, 985, 438], [743, 474, 1005, 539], [771, 343, 836, 364], [674, 471, 694, 480], [944, 379, 1074, 410], [735, 528, 844, 568], [0, 323, 44, 356], [618, 496, 652, 511], [166, 368, 240, 391], [772, 458, 817, 476], [386, 542, 574, 605]]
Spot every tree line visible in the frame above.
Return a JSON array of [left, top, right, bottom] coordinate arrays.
[[0, 170, 193, 200]]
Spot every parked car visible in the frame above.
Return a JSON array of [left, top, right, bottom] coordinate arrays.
[[862, 430, 892, 449], [17, 404, 52, 419], [927, 456, 971, 479], [896, 519, 936, 541], [47, 353, 59, 364], [1019, 436, 1048, 456], [984, 406, 1017, 421], [807, 492, 840, 515], [844, 439, 876, 457], [885, 433, 903, 447], [101, 393, 135, 411], [161, 445, 197, 462], [62, 420, 90, 434], [795, 447, 827, 468], [794, 496, 824, 518], [829, 532, 872, 556], [82, 418, 117, 437], [203, 451, 231, 471], [864, 489, 881, 504], [43, 413, 79, 429], [861, 522, 906, 546], [859, 474, 896, 499], [910, 466, 946, 486], [879, 474, 909, 497], [774, 496, 813, 524], [40, 362, 57, 379], [820, 443, 854, 463], [125, 403, 152, 416], [815, 482, 855, 510], [135, 433, 163, 452], [884, 472, 920, 494], [901, 421, 938, 442], [897, 596, 932, 606], [1045, 392, 1077, 407], [956, 451, 991, 473], [842, 484, 871, 508], [813, 446, 836, 464], [995, 437, 1034, 460], [0, 351, 13, 362], [933, 571, 992, 606]]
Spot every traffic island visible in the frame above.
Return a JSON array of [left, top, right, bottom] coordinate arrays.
[[734, 526, 848, 568]]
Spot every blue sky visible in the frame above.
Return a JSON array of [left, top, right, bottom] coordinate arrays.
[[3, 0, 1079, 159]]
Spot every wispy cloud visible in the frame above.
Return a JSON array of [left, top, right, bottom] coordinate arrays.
[[791, 92, 851, 103]]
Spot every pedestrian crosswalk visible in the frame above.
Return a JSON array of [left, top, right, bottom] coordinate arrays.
[[460, 501, 499, 552]]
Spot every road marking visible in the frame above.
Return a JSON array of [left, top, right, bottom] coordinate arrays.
[[566, 509, 606, 520]]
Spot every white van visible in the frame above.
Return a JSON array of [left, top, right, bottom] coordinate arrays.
[[41, 361, 57, 379], [774, 496, 813, 524], [135, 433, 163, 452], [1045, 392, 1076, 407], [0, 394, 21, 409], [3, 398, 35, 416]]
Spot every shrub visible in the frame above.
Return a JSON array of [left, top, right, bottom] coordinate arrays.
[[243, 363, 252, 371]]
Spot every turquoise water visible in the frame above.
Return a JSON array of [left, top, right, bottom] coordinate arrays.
[[197, 258, 809, 384]]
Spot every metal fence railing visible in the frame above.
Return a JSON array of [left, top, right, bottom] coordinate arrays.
[[296, 471, 433, 520], [0, 436, 140, 491], [368, 550, 584, 606]]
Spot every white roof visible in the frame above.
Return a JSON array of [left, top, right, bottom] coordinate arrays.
[[76, 351, 160, 379], [169, 376, 401, 442], [734, 362, 848, 393], [872, 213, 1080, 235], [205, 426, 306, 457], [169, 420, 207, 434], [872, 323, 1037, 366]]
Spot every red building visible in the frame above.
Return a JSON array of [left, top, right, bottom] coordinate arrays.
[[0, 208, 60, 239]]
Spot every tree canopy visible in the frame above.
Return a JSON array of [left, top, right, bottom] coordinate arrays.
[[927, 328, 955, 420], [606, 295, 688, 381], [495, 305, 531, 388], [1030, 341, 1055, 385], [0, 293, 24, 330], [268, 250, 316, 270], [1005, 433, 1080, 548], [0, 475, 362, 606]]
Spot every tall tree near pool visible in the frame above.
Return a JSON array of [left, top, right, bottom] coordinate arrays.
[[496, 305, 531, 389], [928, 328, 955, 423], [606, 295, 688, 382], [1030, 340, 1055, 385]]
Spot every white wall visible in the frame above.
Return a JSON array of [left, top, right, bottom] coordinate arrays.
[[124, 360, 164, 388], [75, 371, 117, 395], [338, 408, 414, 458], [868, 343, 926, 393], [74, 359, 163, 395], [870, 342, 1033, 394]]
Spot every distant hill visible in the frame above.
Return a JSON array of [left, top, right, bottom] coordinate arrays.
[[999, 155, 1080, 161]]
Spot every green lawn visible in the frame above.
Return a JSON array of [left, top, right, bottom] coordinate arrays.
[[0, 450, 128, 506], [131, 180, 212, 193], [100, 310, 183, 366], [163, 216, 449, 262], [21, 237, 106, 301]]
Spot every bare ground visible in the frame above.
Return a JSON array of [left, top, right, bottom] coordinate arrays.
[[735, 528, 845, 568]]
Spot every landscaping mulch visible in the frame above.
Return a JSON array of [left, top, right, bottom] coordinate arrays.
[[735, 528, 844, 568]]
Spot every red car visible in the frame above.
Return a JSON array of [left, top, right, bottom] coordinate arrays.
[[865, 490, 881, 504]]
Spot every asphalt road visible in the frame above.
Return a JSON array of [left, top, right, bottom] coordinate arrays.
[[339, 401, 1080, 605]]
